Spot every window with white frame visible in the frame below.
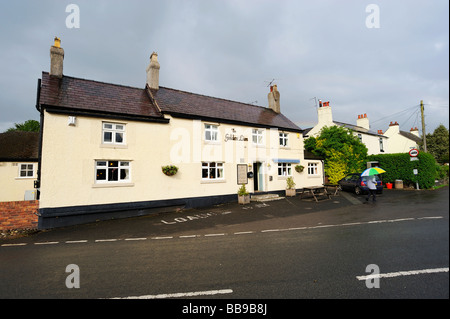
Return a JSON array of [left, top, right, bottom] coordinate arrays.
[[252, 129, 264, 145], [102, 122, 126, 145], [18, 163, 34, 178], [277, 163, 292, 176], [308, 162, 319, 175], [95, 160, 130, 183], [202, 162, 224, 179], [205, 124, 219, 141], [279, 132, 288, 147]]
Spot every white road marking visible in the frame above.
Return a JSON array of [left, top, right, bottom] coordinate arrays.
[[34, 241, 59, 245], [2, 215, 443, 248], [234, 231, 255, 235], [288, 227, 308, 231], [357, 267, 449, 281], [111, 288, 233, 299], [311, 224, 340, 229], [340, 222, 363, 226], [1, 243, 27, 247], [388, 218, 415, 222]]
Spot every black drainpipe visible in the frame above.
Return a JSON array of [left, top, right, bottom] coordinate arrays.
[[35, 78, 43, 200]]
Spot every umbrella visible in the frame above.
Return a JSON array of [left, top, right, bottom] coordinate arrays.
[[361, 167, 386, 176]]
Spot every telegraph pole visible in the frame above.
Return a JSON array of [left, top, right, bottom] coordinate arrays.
[[420, 100, 427, 152]]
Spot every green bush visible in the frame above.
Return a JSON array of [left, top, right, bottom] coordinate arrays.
[[367, 152, 437, 189], [436, 164, 449, 180], [237, 184, 249, 196]]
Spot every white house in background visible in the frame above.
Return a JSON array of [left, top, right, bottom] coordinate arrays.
[[382, 122, 421, 153], [306, 101, 388, 155]]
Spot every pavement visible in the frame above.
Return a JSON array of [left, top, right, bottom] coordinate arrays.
[[2, 186, 447, 245]]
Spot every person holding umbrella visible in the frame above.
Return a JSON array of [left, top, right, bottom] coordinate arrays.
[[361, 167, 386, 203], [365, 175, 378, 202]]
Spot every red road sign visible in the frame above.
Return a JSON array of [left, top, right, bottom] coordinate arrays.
[[409, 149, 419, 157]]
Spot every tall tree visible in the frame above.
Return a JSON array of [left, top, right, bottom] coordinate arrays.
[[421, 124, 449, 164], [305, 126, 368, 184], [6, 120, 40, 132]]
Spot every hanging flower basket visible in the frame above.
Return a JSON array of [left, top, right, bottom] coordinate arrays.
[[162, 165, 178, 176], [295, 165, 304, 173]]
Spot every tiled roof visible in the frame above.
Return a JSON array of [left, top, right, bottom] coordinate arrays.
[[39, 72, 164, 120], [0, 131, 39, 161], [151, 87, 302, 132], [39, 72, 302, 132]]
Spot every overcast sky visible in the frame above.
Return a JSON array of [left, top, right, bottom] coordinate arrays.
[[0, 0, 448, 135]]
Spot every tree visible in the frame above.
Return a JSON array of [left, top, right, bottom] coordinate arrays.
[[420, 124, 449, 164], [305, 126, 368, 184], [6, 120, 40, 132]]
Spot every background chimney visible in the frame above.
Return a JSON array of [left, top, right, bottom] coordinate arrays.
[[146, 52, 160, 90], [50, 37, 64, 78], [410, 127, 420, 137], [385, 121, 400, 136], [317, 99, 333, 125], [356, 113, 370, 130], [268, 85, 280, 113]]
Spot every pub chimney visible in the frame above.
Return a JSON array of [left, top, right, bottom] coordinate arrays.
[[267, 85, 280, 113], [50, 37, 64, 78], [146, 52, 160, 90]]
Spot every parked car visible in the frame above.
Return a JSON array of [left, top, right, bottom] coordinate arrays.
[[338, 173, 383, 195]]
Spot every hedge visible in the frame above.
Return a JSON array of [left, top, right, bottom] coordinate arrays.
[[367, 152, 437, 189]]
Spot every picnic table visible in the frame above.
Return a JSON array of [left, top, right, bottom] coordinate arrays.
[[324, 184, 340, 196], [298, 186, 332, 202]]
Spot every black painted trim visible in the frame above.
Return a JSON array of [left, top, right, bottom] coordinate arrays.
[[42, 105, 170, 124], [38, 193, 238, 229]]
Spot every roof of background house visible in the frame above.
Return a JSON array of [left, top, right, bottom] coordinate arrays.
[[39, 72, 302, 132], [0, 131, 39, 161], [399, 130, 422, 143], [334, 121, 385, 137]]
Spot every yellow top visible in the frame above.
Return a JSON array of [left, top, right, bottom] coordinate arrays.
[[54, 37, 61, 48]]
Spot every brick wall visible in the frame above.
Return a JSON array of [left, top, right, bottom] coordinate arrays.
[[0, 200, 39, 231]]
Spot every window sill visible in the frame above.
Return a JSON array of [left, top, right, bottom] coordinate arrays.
[[200, 179, 227, 184], [277, 176, 292, 180], [15, 177, 35, 180], [252, 144, 266, 148], [203, 140, 221, 145], [92, 182, 134, 188], [307, 175, 321, 178], [100, 144, 128, 149]]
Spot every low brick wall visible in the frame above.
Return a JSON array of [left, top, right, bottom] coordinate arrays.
[[0, 200, 39, 230]]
